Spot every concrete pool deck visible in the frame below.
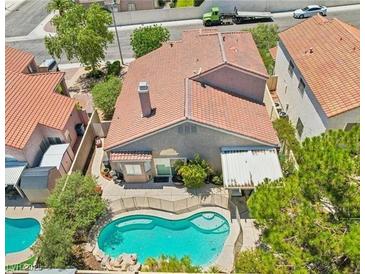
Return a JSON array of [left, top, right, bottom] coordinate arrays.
[[92, 207, 239, 273], [5, 204, 46, 265]]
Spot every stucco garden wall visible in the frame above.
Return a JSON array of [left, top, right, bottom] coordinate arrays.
[[112, 0, 359, 26]]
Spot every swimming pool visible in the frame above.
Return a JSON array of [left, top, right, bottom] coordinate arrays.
[[97, 211, 230, 266], [5, 217, 41, 255]]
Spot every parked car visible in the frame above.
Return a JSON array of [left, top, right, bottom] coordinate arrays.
[[293, 5, 327, 19]]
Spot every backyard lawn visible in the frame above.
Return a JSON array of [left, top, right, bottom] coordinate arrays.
[[176, 0, 194, 7]]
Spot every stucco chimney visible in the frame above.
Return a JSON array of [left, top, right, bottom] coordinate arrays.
[[138, 81, 152, 117]]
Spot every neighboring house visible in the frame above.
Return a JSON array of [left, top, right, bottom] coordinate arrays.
[[104, 29, 282, 192], [5, 47, 88, 203], [272, 15, 359, 141]]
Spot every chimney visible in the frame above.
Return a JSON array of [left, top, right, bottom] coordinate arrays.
[[138, 81, 152, 117]]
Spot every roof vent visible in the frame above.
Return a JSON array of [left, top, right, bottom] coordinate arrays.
[[138, 81, 152, 117], [309, 47, 314, 53], [170, 43, 174, 48]]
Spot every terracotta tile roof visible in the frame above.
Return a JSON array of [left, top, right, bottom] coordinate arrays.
[[188, 81, 279, 145], [279, 15, 359, 117], [6, 50, 76, 149], [6, 47, 34, 73], [269, 47, 277, 60], [105, 29, 273, 150], [110, 151, 152, 161]]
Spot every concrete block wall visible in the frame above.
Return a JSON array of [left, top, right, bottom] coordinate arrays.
[[113, 0, 359, 26]]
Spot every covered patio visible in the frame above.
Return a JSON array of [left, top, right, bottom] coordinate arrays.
[[221, 146, 283, 195]]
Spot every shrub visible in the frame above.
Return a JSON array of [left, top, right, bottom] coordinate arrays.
[[142, 255, 202, 272], [91, 76, 121, 120], [158, 0, 165, 7], [212, 174, 223, 186], [193, 0, 204, 6], [106, 60, 121, 77], [178, 164, 207, 188]]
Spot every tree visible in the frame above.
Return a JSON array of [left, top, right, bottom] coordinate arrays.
[[33, 172, 107, 268], [247, 24, 279, 75], [47, 0, 73, 15], [45, 3, 113, 75], [237, 126, 359, 273], [91, 76, 121, 119], [130, 25, 170, 58]]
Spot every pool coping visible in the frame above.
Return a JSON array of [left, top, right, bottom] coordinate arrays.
[[5, 207, 45, 266], [91, 207, 239, 273]]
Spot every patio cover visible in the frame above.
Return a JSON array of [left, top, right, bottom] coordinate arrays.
[[221, 147, 283, 189], [39, 144, 69, 169], [5, 156, 27, 186]]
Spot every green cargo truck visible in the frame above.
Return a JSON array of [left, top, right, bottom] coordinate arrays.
[[203, 6, 272, 26]]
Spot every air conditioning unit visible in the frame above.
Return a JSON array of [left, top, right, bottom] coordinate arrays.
[[274, 102, 282, 113], [279, 111, 288, 118]]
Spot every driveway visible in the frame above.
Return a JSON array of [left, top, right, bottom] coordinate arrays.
[[6, 0, 49, 37]]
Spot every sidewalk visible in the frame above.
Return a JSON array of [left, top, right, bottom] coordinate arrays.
[[5, 0, 26, 16]]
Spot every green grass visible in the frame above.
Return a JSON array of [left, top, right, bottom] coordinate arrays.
[[5, 256, 36, 271], [176, 0, 194, 7]]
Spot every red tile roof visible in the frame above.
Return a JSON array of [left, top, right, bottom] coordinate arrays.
[[5, 47, 34, 73], [105, 29, 275, 150], [188, 81, 279, 145], [110, 151, 152, 161], [6, 48, 76, 149], [279, 15, 359, 117]]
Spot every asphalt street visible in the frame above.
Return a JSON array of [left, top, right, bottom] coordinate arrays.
[[5, 0, 49, 37], [5, 5, 360, 65]]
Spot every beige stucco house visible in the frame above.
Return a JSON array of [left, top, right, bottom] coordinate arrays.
[[5, 47, 88, 202], [104, 29, 283, 190], [271, 15, 359, 141]]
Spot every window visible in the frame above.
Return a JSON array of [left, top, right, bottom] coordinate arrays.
[[177, 124, 197, 134], [47, 137, 62, 145], [298, 78, 305, 96], [184, 125, 191, 134], [296, 118, 304, 138], [344, 123, 359, 131], [144, 161, 151, 172], [288, 60, 294, 77], [125, 164, 142, 175], [40, 139, 50, 153]]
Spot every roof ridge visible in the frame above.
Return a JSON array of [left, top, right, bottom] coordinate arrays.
[[217, 32, 227, 63], [333, 18, 360, 41]]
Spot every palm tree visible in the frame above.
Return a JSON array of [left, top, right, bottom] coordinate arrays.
[[47, 0, 73, 16]]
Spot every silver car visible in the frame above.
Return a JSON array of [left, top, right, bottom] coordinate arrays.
[[293, 5, 327, 19]]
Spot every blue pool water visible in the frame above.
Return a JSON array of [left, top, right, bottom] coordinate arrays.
[[98, 212, 230, 266], [5, 217, 41, 255]]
